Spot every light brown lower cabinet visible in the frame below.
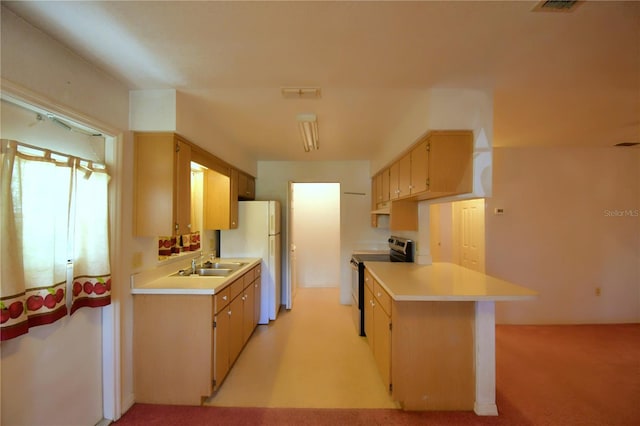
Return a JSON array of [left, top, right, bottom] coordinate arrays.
[[134, 265, 261, 405], [253, 270, 261, 326], [364, 267, 475, 410], [364, 269, 392, 392]]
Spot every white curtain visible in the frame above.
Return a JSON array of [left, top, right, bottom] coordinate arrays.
[[1, 140, 111, 341]]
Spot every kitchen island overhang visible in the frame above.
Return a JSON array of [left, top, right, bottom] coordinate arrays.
[[364, 261, 537, 415]]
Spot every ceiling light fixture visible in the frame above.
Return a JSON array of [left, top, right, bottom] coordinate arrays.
[[296, 113, 319, 152], [281, 87, 321, 99]]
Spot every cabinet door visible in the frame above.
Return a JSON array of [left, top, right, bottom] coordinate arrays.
[[373, 173, 382, 207], [374, 304, 392, 392], [174, 139, 192, 235], [242, 283, 255, 344], [133, 133, 180, 236], [230, 168, 239, 229], [203, 169, 233, 230], [410, 139, 429, 195], [253, 276, 261, 328], [229, 295, 244, 363], [389, 162, 400, 200], [428, 131, 474, 195], [214, 308, 230, 388], [238, 172, 255, 200], [397, 153, 411, 199], [381, 169, 390, 202]]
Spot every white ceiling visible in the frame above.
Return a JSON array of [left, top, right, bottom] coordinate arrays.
[[4, 0, 640, 162]]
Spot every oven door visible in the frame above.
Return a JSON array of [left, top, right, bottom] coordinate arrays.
[[350, 258, 363, 335]]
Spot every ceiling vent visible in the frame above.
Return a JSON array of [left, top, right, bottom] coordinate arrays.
[[533, 0, 582, 12]]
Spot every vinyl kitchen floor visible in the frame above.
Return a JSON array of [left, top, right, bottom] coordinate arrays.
[[205, 287, 398, 409]]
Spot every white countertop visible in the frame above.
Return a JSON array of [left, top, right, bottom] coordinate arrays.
[[364, 261, 537, 302], [130, 257, 261, 295]]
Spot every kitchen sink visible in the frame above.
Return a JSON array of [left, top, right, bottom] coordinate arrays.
[[203, 262, 247, 270], [171, 261, 248, 277], [196, 268, 233, 276], [171, 268, 233, 277]]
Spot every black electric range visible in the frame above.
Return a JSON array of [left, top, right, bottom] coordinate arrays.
[[350, 236, 414, 336]]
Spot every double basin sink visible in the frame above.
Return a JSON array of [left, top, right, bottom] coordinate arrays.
[[172, 261, 248, 278]]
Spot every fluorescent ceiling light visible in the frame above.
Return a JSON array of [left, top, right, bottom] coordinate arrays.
[[296, 113, 319, 152]]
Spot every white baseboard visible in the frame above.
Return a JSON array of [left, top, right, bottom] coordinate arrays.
[[122, 392, 136, 415], [474, 401, 499, 416]]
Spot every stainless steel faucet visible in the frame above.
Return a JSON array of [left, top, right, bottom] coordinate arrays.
[[191, 258, 196, 274]]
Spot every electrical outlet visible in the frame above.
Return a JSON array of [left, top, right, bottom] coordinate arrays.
[[595, 287, 601, 296], [494, 208, 504, 215]]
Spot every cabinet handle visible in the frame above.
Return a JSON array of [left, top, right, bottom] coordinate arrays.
[[377, 292, 382, 297], [222, 295, 228, 301], [228, 310, 231, 316]]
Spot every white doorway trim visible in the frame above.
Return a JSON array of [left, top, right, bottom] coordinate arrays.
[[285, 181, 297, 309]]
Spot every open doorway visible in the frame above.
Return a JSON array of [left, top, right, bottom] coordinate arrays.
[[288, 183, 341, 302]]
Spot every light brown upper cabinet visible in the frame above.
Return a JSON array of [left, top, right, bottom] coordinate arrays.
[[381, 169, 390, 203], [372, 173, 381, 209], [203, 168, 239, 230], [388, 161, 399, 200], [134, 132, 192, 236], [409, 139, 429, 194], [237, 171, 255, 200], [415, 130, 474, 200], [372, 171, 389, 208], [379, 130, 473, 203], [389, 153, 411, 200], [370, 130, 474, 231]]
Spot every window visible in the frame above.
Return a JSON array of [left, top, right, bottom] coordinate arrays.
[[1, 139, 111, 341]]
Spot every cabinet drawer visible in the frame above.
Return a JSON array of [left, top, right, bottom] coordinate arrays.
[[229, 277, 244, 300], [214, 286, 231, 314], [364, 268, 374, 292], [243, 270, 254, 289], [374, 282, 392, 316]]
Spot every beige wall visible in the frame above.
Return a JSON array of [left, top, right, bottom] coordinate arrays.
[[1, 6, 133, 423], [486, 147, 640, 324]]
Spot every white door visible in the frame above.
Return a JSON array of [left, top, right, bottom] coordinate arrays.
[[454, 199, 486, 273]]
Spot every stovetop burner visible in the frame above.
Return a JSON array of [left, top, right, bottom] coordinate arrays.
[[351, 236, 414, 265]]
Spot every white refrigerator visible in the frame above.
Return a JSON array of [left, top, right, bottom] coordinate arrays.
[[220, 201, 281, 324]]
